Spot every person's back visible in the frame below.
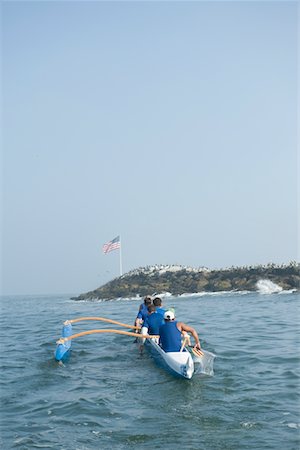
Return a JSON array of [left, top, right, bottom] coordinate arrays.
[[159, 321, 182, 352], [159, 310, 201, 353], [138, 304, 150, 321], [135, 296, 152, 327], [143, 305, 164, 335]]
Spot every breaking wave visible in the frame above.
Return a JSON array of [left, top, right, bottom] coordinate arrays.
[[256, 279, 283, 294]]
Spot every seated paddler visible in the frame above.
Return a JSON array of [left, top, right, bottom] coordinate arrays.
[[159, 310, 201, 353], [134, 295, 152, 328], [153, 296, 166, 317], [141, 304, 164, 336]]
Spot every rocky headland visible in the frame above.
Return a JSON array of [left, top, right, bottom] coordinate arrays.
[[71, 262, 299, 301]]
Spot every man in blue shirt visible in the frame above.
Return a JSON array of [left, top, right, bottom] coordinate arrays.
[[142, 305, 164, 335], [134, 296, 152, 328], [159, 310, 201, 353], [153, 297, 166, 317]]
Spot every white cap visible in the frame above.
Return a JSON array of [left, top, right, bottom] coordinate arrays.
[[164, 310, 175, 320]]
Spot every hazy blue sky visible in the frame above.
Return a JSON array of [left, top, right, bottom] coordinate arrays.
[[1, 1, 298, 295]]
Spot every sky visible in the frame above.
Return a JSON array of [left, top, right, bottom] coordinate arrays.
[[1, 0, 299, 296]]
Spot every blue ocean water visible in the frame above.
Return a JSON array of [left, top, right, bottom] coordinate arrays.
[[0, 291, 299, 450]]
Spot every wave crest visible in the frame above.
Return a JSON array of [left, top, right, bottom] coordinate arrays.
[[256, 279, 283, 294]]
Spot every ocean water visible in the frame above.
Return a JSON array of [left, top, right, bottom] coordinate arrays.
[[0, 291, 299, 450]]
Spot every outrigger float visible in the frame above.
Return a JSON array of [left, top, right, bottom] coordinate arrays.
[[54, 317, 215, 379]]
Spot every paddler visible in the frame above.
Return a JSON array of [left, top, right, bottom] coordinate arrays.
[[159, 310, 201, 353], [153, 296, 166, 317], [134, 295, 152, 328], [141, 304, 164, 336]]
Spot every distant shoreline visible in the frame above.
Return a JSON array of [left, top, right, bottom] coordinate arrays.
[[72, 262, 300, 301]]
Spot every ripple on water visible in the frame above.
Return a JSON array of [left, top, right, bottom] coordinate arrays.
[[1, 292, 299, 450]]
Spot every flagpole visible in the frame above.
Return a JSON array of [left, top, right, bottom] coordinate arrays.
[[119, 235, 123, 276]]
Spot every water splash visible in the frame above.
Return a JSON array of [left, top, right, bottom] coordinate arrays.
[[193, 349, 216, 376], [256, 279, 283, 294]]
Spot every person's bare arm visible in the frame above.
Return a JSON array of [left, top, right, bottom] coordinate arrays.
[[177, 322, 201, 349]]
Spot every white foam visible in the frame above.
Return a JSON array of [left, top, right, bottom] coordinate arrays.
[[287, 423, 300, 429], [241, 422, 257, 428], [256, 279, 283, 294]]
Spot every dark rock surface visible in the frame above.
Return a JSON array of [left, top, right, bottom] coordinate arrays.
[[71, 262, 299, 301]]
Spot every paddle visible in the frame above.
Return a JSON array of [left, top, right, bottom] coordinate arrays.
[[56, 328, 159, 344], [180, 337, 204, 356], [64, 317, 141, 330], [192, 348, 204, 357], [180, 334, 191, 352]]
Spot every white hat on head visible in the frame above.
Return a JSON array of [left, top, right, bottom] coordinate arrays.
[[164, 310, 175, 320]]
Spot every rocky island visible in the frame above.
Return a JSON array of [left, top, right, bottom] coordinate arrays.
[[72, 262, 299, 301]]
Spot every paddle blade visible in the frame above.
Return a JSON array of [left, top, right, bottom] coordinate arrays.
[[192, 348, 204, 357]]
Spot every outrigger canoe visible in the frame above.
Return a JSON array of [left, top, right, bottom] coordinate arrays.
[[54, 316, 215, 379]]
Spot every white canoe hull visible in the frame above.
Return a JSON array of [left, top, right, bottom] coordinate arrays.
[[144, 338, 194, 379]]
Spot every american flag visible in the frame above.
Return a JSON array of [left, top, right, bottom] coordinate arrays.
[[102, 236, 121, 254]]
